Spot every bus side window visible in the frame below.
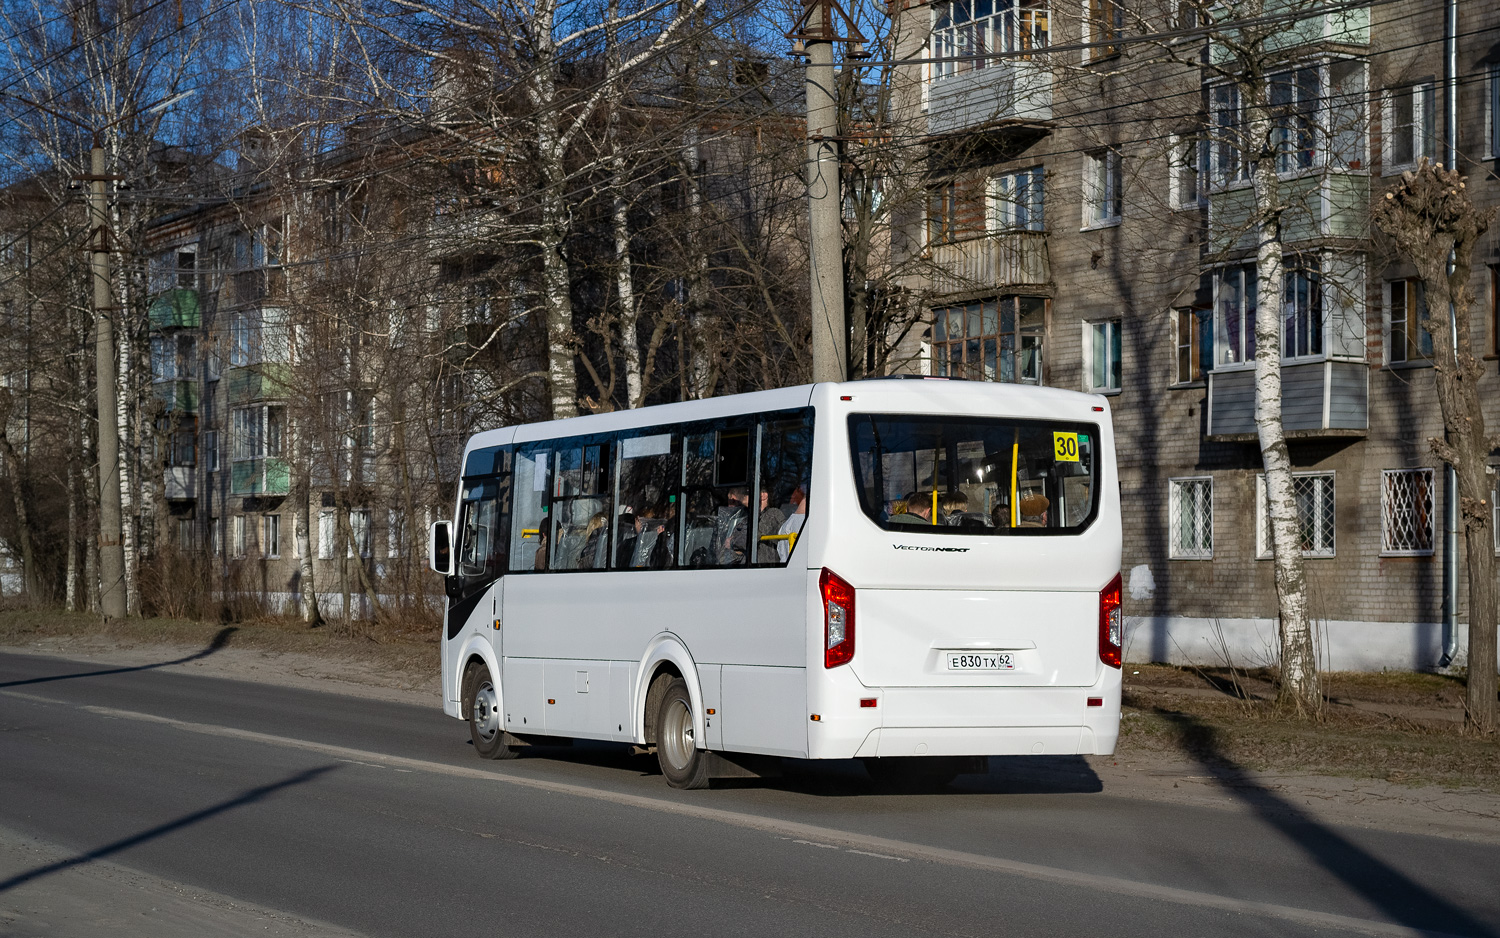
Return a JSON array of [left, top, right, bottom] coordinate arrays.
[[511, 447, 551, 572], [617, 432, 679, 569], [755, 410, 814, 565], [551, 441, 612, 571], [455, 469, 510, 596]]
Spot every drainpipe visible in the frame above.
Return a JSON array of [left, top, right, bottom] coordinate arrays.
[[1440, 0, 1460, 668]]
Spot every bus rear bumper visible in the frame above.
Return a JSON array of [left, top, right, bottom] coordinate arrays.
[[807, 670, 1121, 760]]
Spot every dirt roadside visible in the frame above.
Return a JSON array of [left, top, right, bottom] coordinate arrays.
[[2, 612, 1498, 845]]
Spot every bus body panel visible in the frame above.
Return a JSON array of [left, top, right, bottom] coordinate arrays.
[[852, 589, 1102, 688]]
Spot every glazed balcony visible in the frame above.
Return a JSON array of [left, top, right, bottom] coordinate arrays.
[[926, 61, 1052, 137]]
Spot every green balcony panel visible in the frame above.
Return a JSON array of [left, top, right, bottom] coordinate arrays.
[[152, 380, 199, 414], [230, 459, 262, 495], [263, 458, 290, 495], [149, 289, 201, 330]]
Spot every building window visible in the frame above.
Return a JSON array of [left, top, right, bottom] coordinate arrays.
[[263, 515, 280, 559], [1282, 260, 1322, 359], [232, 407, 260, 461], [932, 296, 1045, 383], [989, 166, 1045, 231], [232, 515, 246, 558], [928, 179, 985, 245], [1387, 82, 1435, 169], [1388, 278, 1431, 364], [1174, 307, 1211, 383], [1270, 66, 1321, 172], [1209, 84, 1245, 185], [349, 509, 372, 558], [1087, 320, 1122, 392], [1490, 265, 1499, 357], [177, 517, 196, 551], [1257, 472, 1335, 558], [212, 516, 222, 556], [1168, 134, 1204, 208], [1169, 477, 1213, 559], [1084, 0, 1123, 60], [230, 311, 253, 366], [388, 509, 405, 557], [1381, 468, 1435, 556], [931, 0, 1049, 82], [1083, 150, 1122, 226], [1213, 264, 1256, 366], [317, 509, 335, 559], [203, 430, 219, 472]]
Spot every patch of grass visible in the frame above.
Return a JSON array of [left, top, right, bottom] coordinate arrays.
[[0, 606, 438, 679], [1120, 687, 1500, 791]]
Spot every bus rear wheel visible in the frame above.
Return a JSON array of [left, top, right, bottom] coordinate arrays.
[[463, 663, 519, 760], [655, 678, 711, 789]]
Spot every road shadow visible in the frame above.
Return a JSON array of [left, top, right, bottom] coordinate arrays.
[[0, 764, 336, 894], [1157, 708, 1496, 938], [482, 736, 1102, 798], [0, 626, 238, 689]]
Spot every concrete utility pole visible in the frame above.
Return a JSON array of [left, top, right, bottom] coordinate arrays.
[[87, 142, 126, 620], [793, 0, 864, 383]]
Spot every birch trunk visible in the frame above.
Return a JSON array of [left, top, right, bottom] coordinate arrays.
[[1246, 89, 1320, 715], [604, 0, 643, 408], [682, 126, 712, 399], [0, 390, 39, 599]]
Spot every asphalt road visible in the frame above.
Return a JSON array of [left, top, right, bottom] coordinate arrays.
[[0, 649, 1496, 938]]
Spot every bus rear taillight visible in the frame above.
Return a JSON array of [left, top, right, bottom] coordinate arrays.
[[820, 568, 855, 668], [1099, 573, 1123, 669]]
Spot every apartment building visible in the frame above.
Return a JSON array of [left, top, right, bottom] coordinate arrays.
[[891, 0, 1500, 669]]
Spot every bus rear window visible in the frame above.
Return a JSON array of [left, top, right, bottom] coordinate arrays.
[[849, 414, 1100, 535]]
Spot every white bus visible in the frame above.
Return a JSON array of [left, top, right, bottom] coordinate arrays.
[[429, 378, 1122, 789]]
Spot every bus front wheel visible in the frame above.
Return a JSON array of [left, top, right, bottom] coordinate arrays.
[[463, 663, 520, 760], [655, 678, 711, 789]]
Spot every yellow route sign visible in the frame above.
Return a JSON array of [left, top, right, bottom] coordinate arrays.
[[1053, 432, 1080, 462]]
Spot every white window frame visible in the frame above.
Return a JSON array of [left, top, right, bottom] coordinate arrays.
[[263, 514, 281, 559], [349, 509, 372, 559], [1385, 277, 1432, 366], [1167, 134, 1204, 209], [988, 166, 1045, 232], [1486, 66, 1500, 161], [1168, 476, 1213, 559], [1212, 263, 1256, 368], [318, 509, 335, 560], [1383, 82, 1436, 173], [1081, 150, 1122, 228], [1256, 472, 1336, 559], [1084, 319, 1122, 393], [232, 515, 246, 559], [1380, 468, 1436, 557], [203, 430, 219, 472]]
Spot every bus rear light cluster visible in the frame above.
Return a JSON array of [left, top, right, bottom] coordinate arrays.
[[821, 568, 855, 669], [1099, 573, 1123, 669]]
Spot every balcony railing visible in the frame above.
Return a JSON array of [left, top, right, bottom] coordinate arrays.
[[926, 61, 1052, 136], [930, 230, 1050, 295], [1207, 359, 1367, 439]]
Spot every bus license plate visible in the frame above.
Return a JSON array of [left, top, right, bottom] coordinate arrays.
[[945, 652, 1015, 671]]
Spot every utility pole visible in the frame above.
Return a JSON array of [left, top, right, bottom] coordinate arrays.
[[790, 0, 864, 384], [86, 142, 126, 620]]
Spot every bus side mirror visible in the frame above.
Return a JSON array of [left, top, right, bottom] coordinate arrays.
[[430, 521, 454, 576]]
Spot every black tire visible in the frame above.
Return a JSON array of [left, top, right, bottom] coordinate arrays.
[[863, 757, 959, 793], [655, 677, 712, 789], [463, 662, 520, 760]]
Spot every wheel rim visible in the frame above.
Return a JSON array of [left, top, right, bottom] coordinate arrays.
[[660, 697, 695, 771], [471, 681, 500, 743]]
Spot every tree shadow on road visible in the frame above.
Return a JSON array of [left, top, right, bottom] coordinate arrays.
[[1156, 708, 1496, 938], [0, 763, 336, 894], [0, 626, 238, 688]]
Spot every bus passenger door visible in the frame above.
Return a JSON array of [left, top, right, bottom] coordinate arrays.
[[449, 463, 511, 701]]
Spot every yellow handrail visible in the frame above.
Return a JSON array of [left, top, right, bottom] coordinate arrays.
[[520, 528, 540, 538], [759, 532, 799, 552]]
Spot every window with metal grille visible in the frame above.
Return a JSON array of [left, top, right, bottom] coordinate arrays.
[[1381, 468, 1434, 556], [1169, 478, 1213, 559], [1257, 472, 1335, 558]]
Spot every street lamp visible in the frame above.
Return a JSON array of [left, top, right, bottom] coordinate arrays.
[[3, 89, 196, 619]]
